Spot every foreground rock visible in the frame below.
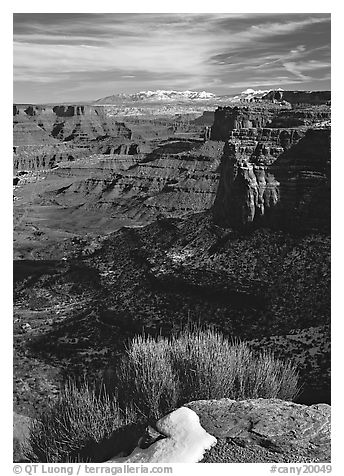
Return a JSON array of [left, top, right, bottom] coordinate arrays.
[[186, 398, 330, 463], [106, 399, 330, 463]]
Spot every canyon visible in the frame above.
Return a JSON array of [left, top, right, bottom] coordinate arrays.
[[13, 90, 331, 455]]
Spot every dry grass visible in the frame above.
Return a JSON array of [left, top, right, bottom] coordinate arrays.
[[117, 335, 179, 419], [26, 380, 136, 463]]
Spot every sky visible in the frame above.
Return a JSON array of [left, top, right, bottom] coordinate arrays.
[[13, 12, 331, 103]]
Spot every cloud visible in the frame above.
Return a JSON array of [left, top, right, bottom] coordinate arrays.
[[283, 60, 330, 80], [13, 13, 331, 102]]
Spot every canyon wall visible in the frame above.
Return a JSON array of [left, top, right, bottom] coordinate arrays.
[[210, 106, 275, 140], [212, 126, 330, 232], [211, 105, 330, 140], [13, 104, 137, 171], [40, 140, 224, 224], [262, 90, 331, 105], [14, 97, 331, 232]]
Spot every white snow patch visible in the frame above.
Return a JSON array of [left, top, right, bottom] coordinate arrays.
[[108, 407, 217, 463]]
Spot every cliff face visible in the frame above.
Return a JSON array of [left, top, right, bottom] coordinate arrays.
[[16, 104, 133, 142], [269, 107, 331, 128], [213, 127, 330, 232], [13, 144, 95, 170], [262, 90, 331, 105], [211, 104, 331, 140], [211, 100, 331, 233], [210, 106, 275, 140]]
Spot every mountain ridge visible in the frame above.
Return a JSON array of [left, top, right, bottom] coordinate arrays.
[[93, 88, 331, 106], [93, 89, 218, 104]]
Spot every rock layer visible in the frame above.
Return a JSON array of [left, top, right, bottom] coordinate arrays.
[[211, 105, 330, 140], [32, 140, 224, 227], [13, 104, 136, 171], [211, 106, 276, 140]]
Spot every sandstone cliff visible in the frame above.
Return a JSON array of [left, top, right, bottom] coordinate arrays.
[[211, 104, 330, 140], [210, 106, 276, 140], [212, 127, 330, 232]]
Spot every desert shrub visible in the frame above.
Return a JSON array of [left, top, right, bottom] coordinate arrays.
[[116, 335, 179, 419], [117, 326, 300, 419], [26, 379, 137, 463], [171, 328, 300, 402], [168, 327, 237, 402], [241, 349, 300, 400]]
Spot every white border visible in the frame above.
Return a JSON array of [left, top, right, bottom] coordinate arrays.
[[2, 2, 341, 474]]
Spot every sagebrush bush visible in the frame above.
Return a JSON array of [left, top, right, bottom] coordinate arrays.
[[116, 335, 179, 419], [117, 325, 300, 419], [26, 380, 137, 463]]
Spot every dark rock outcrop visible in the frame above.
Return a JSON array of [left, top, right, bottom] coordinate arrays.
[[263, 90, 331, 105], [211, 106, 275, 140], [191, 110, 215, 126]]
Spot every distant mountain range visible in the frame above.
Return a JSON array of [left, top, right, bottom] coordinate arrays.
[[92, 88, 330, 108], [92, 88, 290, 105], [93, 89, 221, 104], [94, 89, 276, 104]]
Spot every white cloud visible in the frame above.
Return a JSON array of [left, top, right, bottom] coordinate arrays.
[[245, 17, 328, 40], [283, 60, 330, 80], [13, 13, 330, 100]]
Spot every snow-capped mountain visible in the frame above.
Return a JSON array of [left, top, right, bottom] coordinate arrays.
[[232, 88, 284, 102], [94, 88, 287, 105], [94, 90, 218, 104], [136, 90, 217, 101]]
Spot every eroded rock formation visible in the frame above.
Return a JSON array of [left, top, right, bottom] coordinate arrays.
[[212, 127, 330, 232], [13, 104, 136, 171], [211, 104, 330, 140], [211, 106, 275, 140]]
